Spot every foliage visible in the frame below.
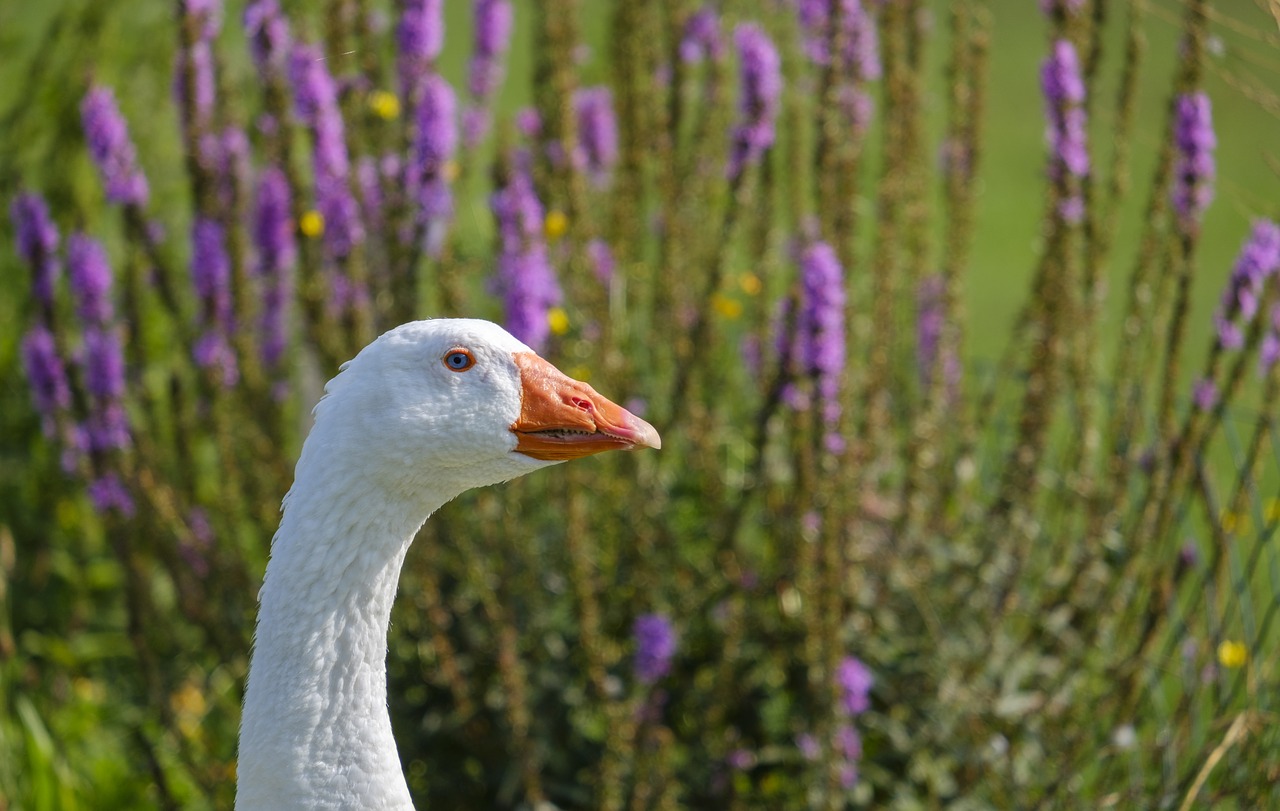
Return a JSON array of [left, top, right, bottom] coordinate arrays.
[[2, 0, 1279, 809]]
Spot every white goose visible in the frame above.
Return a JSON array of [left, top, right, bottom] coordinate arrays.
[[235, 319, 660, 809]]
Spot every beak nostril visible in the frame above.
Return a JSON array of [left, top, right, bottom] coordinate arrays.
[[570, 397, 592, 412]]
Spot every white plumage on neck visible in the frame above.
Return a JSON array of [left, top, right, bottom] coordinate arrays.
[[236, 457, 438, 809]]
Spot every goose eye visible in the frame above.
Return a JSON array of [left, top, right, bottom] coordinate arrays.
[[443, 349, 475, 372]]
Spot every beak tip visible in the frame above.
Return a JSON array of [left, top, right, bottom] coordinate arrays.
[[636, 421, 662, 451]]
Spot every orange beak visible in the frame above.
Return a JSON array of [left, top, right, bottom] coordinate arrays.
[[510, 352, 661, 461]]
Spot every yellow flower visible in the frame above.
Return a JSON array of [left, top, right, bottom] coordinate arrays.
[[544, 209, 568, 241], [368, 90, 401, 120], [171, 681, 208, 739], [1220, 510, 1249, 536], [569, 365, 591, 382], [547, 307, 570, 336], [739, 273, 762, 296], [300, 210, 325, 238], [713, 294, 743, 320], [1217, 640, 1247, 669]]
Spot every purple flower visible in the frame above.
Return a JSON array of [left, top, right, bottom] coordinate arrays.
[[21, 326, 71, 433], [289, 42, 338, 122], [587, 238, 615, 287], [1171, 93, 1216, 229], [796, 0, 880, 81], [1041, 40, 1088, 219], [834, 723, 862, 760], [181, 507, 215, 577], [191, 218, 238, 386], [398, 0, 444, 100], [87, 473, 135, 517], [491, 154, 561, 350], [173, 34, 217, 132], [244, 0, 292, 74], [917, 274, 945, 385], [727, 749, 756, 771], [796, 732, 821, 761], [253, 168, 295, 367], [836, 656, 873, 716], [917, 274, 961, 399], [1193, 377, 1217, 411], [413, 74, 458, 221], [680, 8, 724, 64], [462, 108, 490, 148], [515, 107, 542, 138], [790, 241, 847, 442], [1261, 324, 1280, 373], [728, 25, 782, 180], [83, 327, 126, 400], [468, 0, 513, 99], [81, 86, 149, 206], [67, 234, 115, 325], [1215, 316, 1243, 351], [191, 218, 233, 329], [574, 87, 619, 185], [84, 396, 131, 454], [463, 0, 514, 147], [1179, 541, 1200, 568], [290, 43, 363, 257], [633, 613, 678, 684], [1215, 220, 1280, 353], [11, 192, 60, 310], [194, 331, 239, 387]]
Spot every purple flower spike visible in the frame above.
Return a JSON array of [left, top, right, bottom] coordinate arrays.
[[491, 154, 561, 351], [836, 656, 873, 716], [398, 0, 444, 100], [290, 42, 363, 257], [464, 0, 513, 146], [174, 33, 217, 132], [1171, 92, 1216, 230], [1193, 377, 1217, 411], [1261, 307, 1280, 373], [22, 326, 72, 434], [728, 24, 782, 180], [88, 473, 135, 517], [192, 218, 233, 329], [1214, 220, 1280, 354], [413, 74, 458, 221], [469, 0, 513, 99], [253, 168, 295, 367], [83, 327, 126, 400], [194, 331, 239, 388], [11, 192, 60, 310], [244, 0, 292, 74], [587, 238, 615, 287], [633, 613, 678, 684], [1041, 39, 1088, 220], [680, 8, 724, 64], [574, 87, 619, 185], [786, 240, 847, 448], [799, 242, 846, 396], [67, 234, 115, 325], [796, 0, 880, 81], [84, 388, 131, 452], [191, 218, 239, 386], [81, 86, 149, 206]]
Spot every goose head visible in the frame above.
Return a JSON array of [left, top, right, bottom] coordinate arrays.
[[306, 318, 661, 504]]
